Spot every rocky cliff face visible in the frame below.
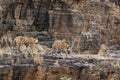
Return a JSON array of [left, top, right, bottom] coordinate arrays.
[[0, 54, 120, 80], [0, 0, 120, 80], [0, 0, 119, 43], [49, 0, 120, 53], [0, 0, 50, 32], [0, 0, 119, 33]]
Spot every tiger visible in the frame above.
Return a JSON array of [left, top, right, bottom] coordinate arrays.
[[14, 36, 38, 52], [52, 39, 70, 54]]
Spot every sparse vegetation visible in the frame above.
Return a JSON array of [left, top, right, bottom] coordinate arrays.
[[33, 54, 44, 65], [53, 60, 60, 66], [52, 0, 63, 6], [60, 77, 72, 80], [0, 48, 4, 58], [98, 44, 108, 55]]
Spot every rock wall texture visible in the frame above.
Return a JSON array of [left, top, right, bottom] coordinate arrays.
[[48, 0, 120, 53], [0, 0, 119, 49], [0, 54, 119, 80], [0, 0, 50, 32], [0, 0, 119, 45], [0, 0, 119, 33], [49, 0, 120, 40], [0, 0, 119, 80]]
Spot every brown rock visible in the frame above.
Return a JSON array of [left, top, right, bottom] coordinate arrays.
[[14, 4, 22, 19]]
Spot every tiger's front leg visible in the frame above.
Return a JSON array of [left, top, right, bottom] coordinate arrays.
[[30, 43, 35, 57], [16, 42, 21, 52]]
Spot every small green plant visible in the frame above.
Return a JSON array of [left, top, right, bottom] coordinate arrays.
[[52, 0, 63, 6], [53, 60, 60, 67], [60, 77, 72, 80]]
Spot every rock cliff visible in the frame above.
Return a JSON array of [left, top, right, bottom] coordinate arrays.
[[0, 0, 119, 80]]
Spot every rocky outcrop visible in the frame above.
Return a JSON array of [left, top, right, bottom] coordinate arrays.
[[49, 0, 120, 53], [0, 0, 119, 80], [0, 0, 50, 32], [0, 0, 119, 50], [0, 54, 120, 80]]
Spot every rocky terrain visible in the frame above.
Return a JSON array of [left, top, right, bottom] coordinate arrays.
[[0, 0, 119, 80], [0, 53, 119, 80]]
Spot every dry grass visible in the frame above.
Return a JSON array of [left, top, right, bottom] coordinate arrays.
[[0, 32, 13, 48], [98, 44, 108, 55], [20, 44, 50, 58], [19, 44, 27, 52], [33, 54, 44, 65], [0, 48, 5, 57], [76, 54, 112, 59], [0, 47, 13, 58], [53, 60, 60, 66], [34, 44, 50, 55], [70, 36, 80, 53]]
